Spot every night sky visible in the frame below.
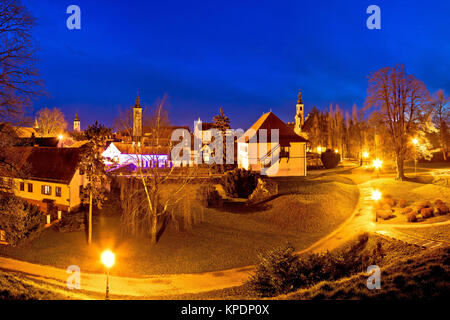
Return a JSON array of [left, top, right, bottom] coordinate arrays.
[[24, 0, 450, 130]]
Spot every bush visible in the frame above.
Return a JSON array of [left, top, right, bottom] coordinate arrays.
[[247, 244, 302, 297], [420, 207, 434, 219], [248, 237, 381, 297], [220, 168, 258, 198], [406, 212, 418, 222], [0, 195, 43, 244], [247, 178, 278, 205], [320, 149, 340, 169], [400, 207, 413, 215], [377, 209, 393, 220], [397, 199, 407, 208], [435, 204, 449, 215], [196, 184, 223, 208]]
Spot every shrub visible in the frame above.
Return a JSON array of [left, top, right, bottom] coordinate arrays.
[[434, 199, 444, 206], [435, 204, 449, 215], [247, 244, 302, 297], [400, 207, 413, 215], [320, 149, 340, 169], [406, 212, 418, 222], [0, 195, 43, 244], [415, 201, 431, 212], [248, 237, 379, 297], [383, 198, 396, 207], [420, 207, 434, 219], [247, 178, 278, 205], [220, 168, 258, 198], [196, 184, 223, 208], [377, 209, 393, 220], [397, 199, 407, 208]]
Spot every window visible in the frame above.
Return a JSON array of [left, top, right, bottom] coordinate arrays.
[[280, 146, 290, 158], [0, 230, 5, 242], [27, 183, 33, 193], [55, 186, 62, 197], [19, 182, 24, 191], [41, 185, 51, 195]]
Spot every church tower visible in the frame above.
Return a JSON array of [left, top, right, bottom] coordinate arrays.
[[294, 89, 304, 135], [133, 91, 142, 142], [73, 113, 81, 132]]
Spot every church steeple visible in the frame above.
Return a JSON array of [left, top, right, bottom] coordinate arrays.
[[297, 90, 303, 105], [294, 89, 304, 135], [73, 113, 81, 132], [133, 90, 142, 142], [134, 90, 141, 108]]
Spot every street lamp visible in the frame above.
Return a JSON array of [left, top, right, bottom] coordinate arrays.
[[412, 138, 419, 176], [101, 250, 115, 300], [317, 146, 322, 154], [363, 151, 369, 159], [371, 189, 382, 222], [372, 159, 383, 178]]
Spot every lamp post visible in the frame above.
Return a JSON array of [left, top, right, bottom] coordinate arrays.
[[362, 151, 369, 166], [372, 159, 382, 178], [412, 138, 418, 176], [101, 250, 115, 300], [371, 189, 382, 222]]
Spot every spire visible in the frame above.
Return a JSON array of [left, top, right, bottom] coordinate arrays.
[[297, 89, 303, 105], [74, 113, 79, 121], [135, 90, 141, 108]]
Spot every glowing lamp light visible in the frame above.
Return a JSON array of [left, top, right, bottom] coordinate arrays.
[[101, 250, 115, 269], [334, 149, 338, 153], [58, 134, 64, 140], [372, 159, 383, 169], [363, 152, 369, 159], [317, 146, 322, 154], [412, 138, 419, 145], [371, 190, 382, 201]]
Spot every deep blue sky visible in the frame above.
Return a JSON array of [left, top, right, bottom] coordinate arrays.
[[24, 0, 450, 130]]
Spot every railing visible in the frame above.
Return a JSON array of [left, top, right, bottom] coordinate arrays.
[[260, 144, 280, 168]]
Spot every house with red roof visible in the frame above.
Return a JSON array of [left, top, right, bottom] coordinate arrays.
[[237, 111, 308, 176]]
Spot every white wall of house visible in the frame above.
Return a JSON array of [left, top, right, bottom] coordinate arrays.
[[238, 142, 306, 177]]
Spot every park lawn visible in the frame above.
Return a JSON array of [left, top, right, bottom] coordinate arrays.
[[0, 174, 358, 276], [0, 270, 68, 300], [395, 225, 450, 243], [360, 178, 450, 225]]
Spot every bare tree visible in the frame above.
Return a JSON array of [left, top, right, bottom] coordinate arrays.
[[365, 65, 430, 180], [0, 0, 42, 121], [431, 89, 449, 160], [117, 98, 198, 245], [36, 107, 67, 136], [0, 0, 42, 177]]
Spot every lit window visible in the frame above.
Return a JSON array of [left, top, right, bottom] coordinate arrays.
[[0, 230, 5, 242], [41, 185, 51, 195]]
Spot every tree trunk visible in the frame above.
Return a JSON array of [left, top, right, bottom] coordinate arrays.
[[151, 214, 157, 244], [396, 155, 406, 181], [88, 191, 92, 244]]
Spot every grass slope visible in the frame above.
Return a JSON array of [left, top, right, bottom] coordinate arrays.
[[0, 270, 67, 300], [279, 235, 449, 300]]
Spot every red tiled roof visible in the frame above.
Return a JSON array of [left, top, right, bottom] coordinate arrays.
[[1, 147, 83, 184], [237, 112, 308, 145]]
